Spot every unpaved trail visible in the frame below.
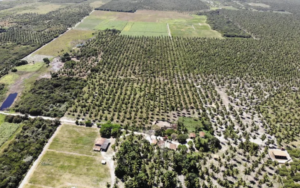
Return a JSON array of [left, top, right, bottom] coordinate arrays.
[[19, 125, 62, 188], [101, 151, 116, 187], [47, 149, 97, 158], [0, 111, 76, 125], [167, 23, 172, 39]]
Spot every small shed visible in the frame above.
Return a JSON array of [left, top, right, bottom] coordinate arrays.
[[199, 131, 205, 138], [273, 150, 288, 160], [95, 138, 106, 146], [101, 140, 110, 151], [189, 133, 196, 139]]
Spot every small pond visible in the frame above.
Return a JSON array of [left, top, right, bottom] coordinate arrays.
[[0, 93, 18, 110]]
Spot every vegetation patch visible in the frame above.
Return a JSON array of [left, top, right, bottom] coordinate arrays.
[[95, 20, 128, 31], [121, 22, 168, 36], [96, 0, 209, 13], [15, 77, 86, 117], [0, 122, 20, 147], [0, 73, 19, 85], [0, 117, 59, 187]]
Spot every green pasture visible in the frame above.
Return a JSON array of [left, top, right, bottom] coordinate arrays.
[[121, 22, 168, 36], [179, 117, 204, 133], [16, 62, 44, 72]]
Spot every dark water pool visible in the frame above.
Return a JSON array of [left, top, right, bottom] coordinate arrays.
[[0, 93, 18, 110]]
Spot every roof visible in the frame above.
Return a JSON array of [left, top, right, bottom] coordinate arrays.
[[273, 150, 288, 157], [101, 140, 110, 150], [95, 138, 106, 146], [199, 132, 205, 137], [190, 133, 196, 138], [158, 140, 165, 147], [169, 143, 177, 150], [152, 140, 157, 144]]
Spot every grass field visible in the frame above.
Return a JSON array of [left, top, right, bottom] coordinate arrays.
[[0, 122, 20, 147], [26, 124, 110, 188], [75, 10, 222, 38], [16, 62, 44, 72], [121, 22, 168, 36], [35, 30, 95, 56], [0, 73, 19, 85], [179, 117, 203, 133], [49, 124, 100, 156], [17, 3, 63, 14]]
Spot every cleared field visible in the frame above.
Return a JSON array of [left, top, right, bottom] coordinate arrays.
[[28, 151, 110, 188], [26, 124, 110, 188], [75, 10, 222, 38], [16, 62, 44, 72], [35, 30, 94, 56], [0, 122, 20, 147], [49, 124, 99, 156]]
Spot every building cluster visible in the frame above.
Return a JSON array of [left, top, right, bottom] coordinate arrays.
[[93, 137, 110, 152]]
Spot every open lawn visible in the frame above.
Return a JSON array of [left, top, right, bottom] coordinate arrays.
[[35, 30, 95, 56], [75, 10, 222, 38], [0, 73, 19, 85], [25, 124, 110, 188], [179, 117, 203, 133], [16, 62, 44, 72]]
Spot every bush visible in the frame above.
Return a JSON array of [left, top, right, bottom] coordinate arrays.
[[100, 121, 121, 138], [177, 134, 188, 144]]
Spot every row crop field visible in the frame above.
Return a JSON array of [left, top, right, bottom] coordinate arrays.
[[75, 10, 222, 38]]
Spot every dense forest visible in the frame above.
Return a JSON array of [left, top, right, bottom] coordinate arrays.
[[0, 3, 92, 79], [15, 77, 86, 117], [96, 0, 209, 13], [0, 116, 60, 188]]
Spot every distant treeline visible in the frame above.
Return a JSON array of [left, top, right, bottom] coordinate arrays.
[[199, 10, 251, 38], [96, 0, 209, 13], [39, 0, 87, 3], [15, 77, 86, 117], [0, 117, 60, 188]]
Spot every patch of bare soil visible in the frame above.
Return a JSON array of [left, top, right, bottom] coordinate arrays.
[[23, 54, 54, 64], [50, 57, 64, 72]]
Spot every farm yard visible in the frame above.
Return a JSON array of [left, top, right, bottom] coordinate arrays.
[[75, 10, 222, 38], [24, 124, 111, 188]]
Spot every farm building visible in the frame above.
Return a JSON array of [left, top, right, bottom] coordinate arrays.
[[199, 131, 205, 138], [189, 133, 196, 139], [101, 140, 110, 151], [93, 137, 109, 152], [269, 149, 292, 163]]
